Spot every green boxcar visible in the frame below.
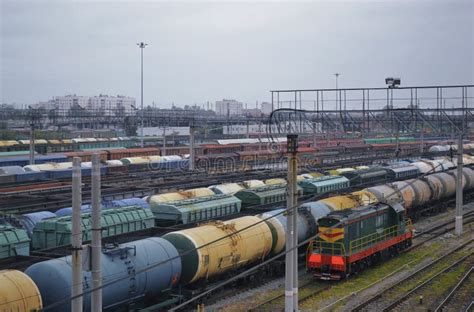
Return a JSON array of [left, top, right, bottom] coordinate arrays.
[[150, 194, 242, 225], [298, 175, 350, 194], [0, 225, 30, 259], [0, 151, 32, 157], [340, 167, 393, 186], [235, 185, 288, 205], [364, 137, 415, 144], [32, 206, 154, 250]]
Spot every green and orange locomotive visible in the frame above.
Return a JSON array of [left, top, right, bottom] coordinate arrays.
[[307, 202, 413, 280]]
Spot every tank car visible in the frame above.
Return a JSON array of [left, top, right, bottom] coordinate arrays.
[[25, 237, 181, 312], [163, 216, 272, 284]]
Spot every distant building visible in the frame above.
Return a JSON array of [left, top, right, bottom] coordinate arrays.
[[88, 95, 135, 113], [36, 94, 135, 116], [215, 99, 243, 116], [223, 124, 264, 135], [243, 108, 262, 117], [261, 102, 273, 115]]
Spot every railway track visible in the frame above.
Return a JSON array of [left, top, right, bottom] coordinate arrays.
[[351, 239, 474, 312], [0, 169, 290, 214], [0, 147, 458, 194], [246, 210, 474, 312], [433, 266, 473, 312], [247, 281, 331, 310]]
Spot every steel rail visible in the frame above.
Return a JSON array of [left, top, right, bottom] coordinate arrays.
[[351, 239, 473, 312], [382, 253, 473, 311], [434, 266, 473, 312]]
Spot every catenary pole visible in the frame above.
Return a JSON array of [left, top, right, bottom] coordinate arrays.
[[455, 135, 463, 235], [71, 157, 83, 312], [91, 154, 102, 311], [285, 134, 298, 311]]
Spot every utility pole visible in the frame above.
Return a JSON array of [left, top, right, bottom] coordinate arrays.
[[71, 157, 83, 312], [91, 154, 102, 311], [420, 125, 424, 155], [312, 121, 317, 148], [455, 135, 463, 236], [162, 126, 167, 156], [137, 42, 148, 148], [286, 134, 298, 312], [28, 106, 36, 165], [29, 122, 35, 165], [189, 126, 195, 171]]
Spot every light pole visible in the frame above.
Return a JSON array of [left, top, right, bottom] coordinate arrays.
[[137, 42, 148, 147], [334, 73, 340, 111]]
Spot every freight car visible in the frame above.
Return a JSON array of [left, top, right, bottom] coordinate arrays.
[[299, 175, 350, 194], [54, 198, 150, 217], [104, 147, 159, 160], [363, 136, 415, 144], [63, 150, 109, 162], [365, 167, 474, 214], [307, 202, 412, 280], [0, 154, 68, 167], [340, 167, 393, 186], [0, 155, 184, 184], [147, 188, 215, 203], [0, 137, 138, 154], [0, 270, 43, 311], [12, 165, 472, 311], [0, 225, 30, 259], [31, 206, 154, 250], [234, 184, 289, 205], [25, 237, 181, 312], [209, 183, 245, 195], [163, 216, 273, 284], [429, 143, 474, 152], [149, 194, 242, 225], [256, 203, 329, 255]]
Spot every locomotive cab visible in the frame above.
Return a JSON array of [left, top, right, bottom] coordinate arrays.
[[307, 215, 347, 280], [307, 203, 413, 280]]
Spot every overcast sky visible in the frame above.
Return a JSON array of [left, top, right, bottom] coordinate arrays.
[[1, 0, 473, 109]]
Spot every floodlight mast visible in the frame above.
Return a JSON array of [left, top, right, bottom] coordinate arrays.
[[137, 42, 148, 147]]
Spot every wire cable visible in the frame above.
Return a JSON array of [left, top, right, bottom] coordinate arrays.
[[43, 161, 448, 310], [2, 159, 455, 309]]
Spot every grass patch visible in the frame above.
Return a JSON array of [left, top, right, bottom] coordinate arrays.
[[427, 263, 469, 298], [223, 241, 453, 311], [393, 250, 471, 295]]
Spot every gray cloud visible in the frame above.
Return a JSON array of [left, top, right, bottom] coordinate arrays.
[[1, 0, 473, 109]]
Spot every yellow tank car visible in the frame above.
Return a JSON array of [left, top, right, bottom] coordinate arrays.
[[163, 216, 273, 284], [0, 270, 42, 311], [319, 194, 362, 211]]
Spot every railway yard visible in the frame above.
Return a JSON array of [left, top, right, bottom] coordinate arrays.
[[0, 133, 473, 312], [3, 0, 474, 309]]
